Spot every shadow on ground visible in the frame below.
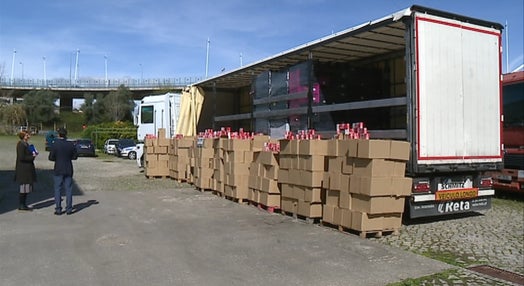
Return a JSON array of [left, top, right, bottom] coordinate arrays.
[[0, 169, 97, 215]]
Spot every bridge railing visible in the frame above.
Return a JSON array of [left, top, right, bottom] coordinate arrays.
[[0, 77, 204, 89]]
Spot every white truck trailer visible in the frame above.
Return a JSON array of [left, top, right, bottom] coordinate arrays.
[[135, 92, 181, 167], [190, 5, 504, 218]]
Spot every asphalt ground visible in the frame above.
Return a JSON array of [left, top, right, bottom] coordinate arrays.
[[0, 135, 454, 286]]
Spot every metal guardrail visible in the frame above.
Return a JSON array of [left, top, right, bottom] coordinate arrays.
[[0, 77, 203, 89]]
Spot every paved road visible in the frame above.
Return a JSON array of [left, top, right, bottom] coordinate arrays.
[[1, 136, 522, 286]]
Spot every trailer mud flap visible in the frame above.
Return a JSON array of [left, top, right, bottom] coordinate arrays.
[[409, 197, 491, 218]]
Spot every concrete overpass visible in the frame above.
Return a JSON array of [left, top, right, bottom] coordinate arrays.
[[0, 77, 202, 110]]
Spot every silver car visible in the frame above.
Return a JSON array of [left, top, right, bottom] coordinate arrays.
[[103, 139, 119, 155]]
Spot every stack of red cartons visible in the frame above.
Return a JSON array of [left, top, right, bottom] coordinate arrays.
[[169, 136, 194, 182], [278, 138, 327, 219], [223, 138, 254, 201], [322, 138, 412, 236], [248, 137, 280, 208], [193, 137, 215, 190], [144, 128, 170, 178]]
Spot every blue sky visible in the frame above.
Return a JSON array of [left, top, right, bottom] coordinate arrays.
[[1, 0, 522, 82]]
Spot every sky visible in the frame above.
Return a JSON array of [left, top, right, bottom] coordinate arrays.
[[0, 0, 523, 82]]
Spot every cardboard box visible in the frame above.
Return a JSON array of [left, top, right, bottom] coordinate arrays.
[[339, 139, 358, 158], [325, 189, 340, 206], [302, 186, 322, 203], [328, 172, 341, 191], [351, 194, 405, 214], [281, 197, 298, 213], [323, 204, 336, 224], [350, 175, 392, 196], [278, 169, 289, 184], [357, 139, 390, 159], [382, 213, 403, 229], [251, 135, 270, 151], [300, 155, 326, 171], [333, 206, 342, 225], [248, 175, 260, 190], [298, 140, 329, 156], [261, 177, 280, 194], [278, 156, 293, 170], [342, 156, 354, 175], [340, 174, 351, 193], [390, 140, 410, 161], [279, 140, 298, 155], [280, 184, 295, 199], [339, 191, 351, 209], [392, 161, 407, 177], [297, 200, 322, 218], [327, 156, 343, 172], [352, 158, 395, 177], [264, 165, 279, 180], [259, 192, 280, 207], [351, 211, 384, 231], [327, 140, 339, 157], [340, 208, 352, 228], [391, 177, 412, 196], [295, 170, 323, 187], [229, 139, 252, 151], [256, 151, 279, 166]]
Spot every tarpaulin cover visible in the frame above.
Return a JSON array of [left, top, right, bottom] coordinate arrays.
[[176, 86, 204, 136]]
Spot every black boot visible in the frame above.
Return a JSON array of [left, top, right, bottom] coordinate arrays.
[[18, 193, 32, 211]]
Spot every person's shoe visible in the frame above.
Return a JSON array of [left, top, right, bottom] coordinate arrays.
[[18, 205, 33, 211], [66, 211, 73, 215], [54, 210, 63, 215]]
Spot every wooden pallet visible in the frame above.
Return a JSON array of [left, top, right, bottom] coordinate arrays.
[[248, 201, 280, 214], [321, 222, 400, 239], [224, 195, 248, 204], [281, 210, 321, 224], [212, 190, 224, 197], [195, 187, 212, 192], [145, 175, 169, 179]]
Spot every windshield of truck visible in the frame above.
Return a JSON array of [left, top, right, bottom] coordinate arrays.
[[141, 105, 153, 124]]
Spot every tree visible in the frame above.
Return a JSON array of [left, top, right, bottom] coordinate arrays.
[[104, 84, 134, 122], [0, 103, 27, 134], [82, 85, 135, 124], [22, 89, 59, 125]]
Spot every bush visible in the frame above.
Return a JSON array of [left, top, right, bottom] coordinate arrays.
[[81, 121, 137, 150]]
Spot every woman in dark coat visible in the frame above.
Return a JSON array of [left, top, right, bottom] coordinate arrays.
[[14, 130, 37, 211]]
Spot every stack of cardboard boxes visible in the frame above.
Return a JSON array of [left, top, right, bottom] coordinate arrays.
[[193, 138, 215, 190], [168, 135, 194, 182], [278, 139, 327, 219], [211, 138, 227, 195], [322, 139, 412, 235], [222, 138, 254, 201], [248, 150, 281, 208], [144, 129, 170, 178]]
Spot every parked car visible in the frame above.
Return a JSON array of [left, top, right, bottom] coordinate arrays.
[[116, 138, 136, 158], [103, 139, 119, 155], [121, 145, 138, 160], [74, 139, 96, 157]]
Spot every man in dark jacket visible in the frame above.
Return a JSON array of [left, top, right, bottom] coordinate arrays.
[[48, 128, 78, 215]]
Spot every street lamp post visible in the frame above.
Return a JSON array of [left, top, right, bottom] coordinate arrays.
[[43, 56, 47, 86], [10, 49, 16, 85], [104, 55, 108, 87], [74, 49, 80, 84], [139, 63, 143, 84], [19, 61, 24, 81]]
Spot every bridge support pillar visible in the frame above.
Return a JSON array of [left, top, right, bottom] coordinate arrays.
[[60, 95, 73, 111]]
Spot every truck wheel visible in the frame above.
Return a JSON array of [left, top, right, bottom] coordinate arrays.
[[128, 151, 137, 160]]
